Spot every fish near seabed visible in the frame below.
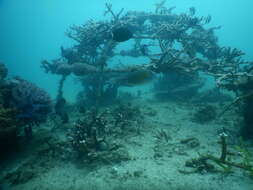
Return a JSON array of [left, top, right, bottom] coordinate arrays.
[[112, 27, 133, 42], [117, 69, 154, 86]]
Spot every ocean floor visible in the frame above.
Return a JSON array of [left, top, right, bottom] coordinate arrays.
[[1, 98, 253, 190]]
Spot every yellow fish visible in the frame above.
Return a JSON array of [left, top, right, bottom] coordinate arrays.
[[117, 69, 154, 86]]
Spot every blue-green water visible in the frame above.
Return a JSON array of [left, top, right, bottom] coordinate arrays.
[[1, 1, 253, 189], [0, 0, 252, 101]]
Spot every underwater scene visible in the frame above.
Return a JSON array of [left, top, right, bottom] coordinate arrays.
[[1, 0, 253, 189]]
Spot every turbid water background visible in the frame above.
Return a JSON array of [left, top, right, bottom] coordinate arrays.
[[0, 0, 252, 101]]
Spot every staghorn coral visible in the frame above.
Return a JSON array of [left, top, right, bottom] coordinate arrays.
[[113, 103, 142, 131], [40, 2, 253, 138], [68, 110, 108, 158], [182, 132, 253, 178], [41, 3, 219, 107], [207, 47, 253, 138], [68, 109, 131, 164]]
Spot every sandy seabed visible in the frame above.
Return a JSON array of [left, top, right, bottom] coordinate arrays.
[[1, 99, 253, 190]]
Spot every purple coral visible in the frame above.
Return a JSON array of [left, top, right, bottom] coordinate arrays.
[[9, 77, 52, 125]]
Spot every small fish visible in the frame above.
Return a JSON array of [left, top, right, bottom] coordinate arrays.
[[116, 69, 154, 86], [112, 27, 133, 42]]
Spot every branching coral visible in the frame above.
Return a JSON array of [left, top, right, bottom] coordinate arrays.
[[40, 2, 253, 137], [183, 132, 253, 178], [42, 3, 219, 77], [68, 103, 143, 163], [41, 2, 220, 107], [68, 109, 109, 159], [113, 103, 142, 132]]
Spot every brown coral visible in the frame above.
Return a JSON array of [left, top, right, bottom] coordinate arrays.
[[0, 106, 19, 156], [0, 63, 8, 80]]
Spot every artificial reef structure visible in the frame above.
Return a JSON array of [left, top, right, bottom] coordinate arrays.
[[41, 1, 253, 139]]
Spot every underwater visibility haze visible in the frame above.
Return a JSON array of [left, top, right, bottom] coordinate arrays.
[[1, 0, 253, 189]]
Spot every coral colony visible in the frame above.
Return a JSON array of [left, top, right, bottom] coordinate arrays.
[[41, 3, 253, 138], [1, 1, 253, 189]]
